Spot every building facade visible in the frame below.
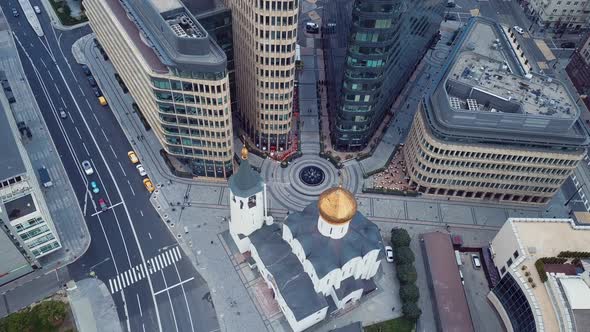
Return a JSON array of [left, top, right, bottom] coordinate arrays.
[[85, 0, 234, 178], [223, 0, 299, 151], [326, 0, 443, 150], [566, 33, 590, 110], [404, 18, 589, 204], [0, 92, 61, 284], [525, 0, 590, 30]]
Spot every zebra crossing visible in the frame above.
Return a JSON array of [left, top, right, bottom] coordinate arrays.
[[108, 246, 182, 294]]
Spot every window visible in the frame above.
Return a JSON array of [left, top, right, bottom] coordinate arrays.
[[513, 251, 519, 259], [507, 258, 513, 267], [500, 266, 506, 275], [248, 195, 257, 208]]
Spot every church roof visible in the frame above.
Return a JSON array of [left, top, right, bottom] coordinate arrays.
[[249, 223, 328, 320], [285, 204, 384, 279], [228, 158, 263, 198]]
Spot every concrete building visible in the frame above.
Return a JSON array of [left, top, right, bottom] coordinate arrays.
[[404, 17, 589, 205], [228, 148, 384, 331], [223, 0, 299, 152], [325, 0, 443, 151], [0, 92, 61, 285], [566, 33, 590, 110], [488, 217, 590, 332], [85, 0, 234, 178], [524, 0, 590, 30]]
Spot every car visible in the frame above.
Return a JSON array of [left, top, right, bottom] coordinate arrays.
[[561, 42, 576, 48], [59, 107, 67, 119], [88, 76, 97, 87], [82, 65, 91, 76], [93, 87, 102, 97], [12, 8, 19, 17], [445, 13, 458, 21], [128, 151, 139, 164], [98, 198, 108, 211], [143, 178, 155, 193], [446, 0, 456, 7], [385, 246, 394, 263], [471, 254, 482, 269], [33, 6, 41, 14], [82, 160, 94, 175], [513, 26, 525, 35], [136, 164, 147, 176], [90, 181, 99, 194], [305, 22, 319, 33]]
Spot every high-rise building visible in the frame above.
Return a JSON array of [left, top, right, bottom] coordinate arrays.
[[85, 0, 234, 178], [0, 92, 61, 284], [524, 0, 590, 30], [325, 0, 443, 150], [566, 33, 590, 110], [223, 0, 299, 151], [404, 17, 589, 204]]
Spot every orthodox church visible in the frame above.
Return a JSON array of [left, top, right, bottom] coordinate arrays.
[[228, 147, 384, 332]]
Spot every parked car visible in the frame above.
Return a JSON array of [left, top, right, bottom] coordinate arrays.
[[561, 42, 576, 48], [12, 8, 19, 17], [98, 198, 108, 211], [59, 107, 67, 119], [33, 6, 41, 14], [445, 13, 458, 21], [88, 76, 97, 87], [513, 26, 525, 35], [136, 164, 147, 176], [128, 151, 139, 164], [471, 254, 482, 269], [446, 0, 456, 7], [93, 87, 102, 97], [90, 181, 99, 194], [82, 65, 91, 76], [305, 22, 319, 33], [82, 160, 94, 175], [143, 178, 155, 193], [385, 246, 394, 263]]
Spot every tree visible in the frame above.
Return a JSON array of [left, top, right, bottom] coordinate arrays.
[[390, 228, 411, 248], [403, 302, 422, 321], [32, 301, 67, 328], [399, 284, 420, 303], [397, 264, 418, 284], [394, 247, 415, 265]]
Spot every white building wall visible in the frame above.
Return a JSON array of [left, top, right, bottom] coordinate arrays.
[[229, 189, 265, 253], [330, 287, 364, 309], [490, 219, 522, 277], [317, 216, 349, 240]]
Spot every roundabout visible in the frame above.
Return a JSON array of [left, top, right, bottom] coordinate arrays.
[[299, 165, 325, 186]]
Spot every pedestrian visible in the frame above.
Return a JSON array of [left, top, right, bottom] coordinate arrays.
[[392, 307, 395, 311]]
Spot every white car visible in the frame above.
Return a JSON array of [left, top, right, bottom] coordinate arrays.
[[82, 160, 94, 175], [136, 164, 147, 176], [33, 6, 41, 14], [513, 26, 525, 35], [385, 246, 394, 263]]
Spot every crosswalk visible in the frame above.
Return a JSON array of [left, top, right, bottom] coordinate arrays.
[[108, 246, 182, 294]]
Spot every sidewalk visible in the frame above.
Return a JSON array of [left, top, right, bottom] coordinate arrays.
[[67, 279, 123, 332]]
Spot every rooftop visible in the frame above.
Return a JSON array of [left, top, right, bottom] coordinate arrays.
[[149, 0, 182, 13], [0, 90, 26, 182], [4, 194, 37, 221]]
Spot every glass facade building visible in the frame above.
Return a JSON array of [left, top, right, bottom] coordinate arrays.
[[493, 273, 536, 332], [325, 0, 444, 150]]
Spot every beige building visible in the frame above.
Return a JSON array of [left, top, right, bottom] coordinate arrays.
[[223, 0, 299, 151], [526, 0, 590, 30], [404, 18, 589, 205], [85, 0, 234, 178], [488, 217, 590, 332]]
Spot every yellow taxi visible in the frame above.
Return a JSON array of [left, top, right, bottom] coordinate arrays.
[[143, 178, 155, 193], [128, 151, 139, 164]]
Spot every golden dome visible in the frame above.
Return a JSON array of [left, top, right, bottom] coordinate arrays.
[[241, 146, 249, 160], [318, 187, 357, 225]]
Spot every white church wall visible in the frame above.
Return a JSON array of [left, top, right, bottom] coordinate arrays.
[[330, 287, 363, 310], [229, 190, 265, 254]]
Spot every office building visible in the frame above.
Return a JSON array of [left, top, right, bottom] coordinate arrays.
[[489, 217, 590, 332], [223, 0, 299, 151], [325, 0, 444, 150], [0, 92, 61, 285], [524, 0, 590, 30], [85, 0, 234, 178], [404, 17, 589, 204], [566, 33, 590, 110]]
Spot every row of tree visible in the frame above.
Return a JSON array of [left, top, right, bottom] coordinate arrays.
[[391, 228, 422, 322], [0, 300, 68, 332]]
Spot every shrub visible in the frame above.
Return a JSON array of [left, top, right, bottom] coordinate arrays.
[[524, 271, 530, 277], [391, 228, 411, 248], [395, 247, 415, 265], [527, 277, 533, 283], [535, 257, 568, 282], [402, 302, 422, 322], [399, 284, 420, 303], [397, 264, 418, 284], [557, 251, 590, 258]]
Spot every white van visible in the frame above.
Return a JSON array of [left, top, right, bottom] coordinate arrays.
[[455, 250, 462, 266]]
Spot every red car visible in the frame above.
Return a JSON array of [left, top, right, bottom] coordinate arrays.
[[98, 198, 108, 211]]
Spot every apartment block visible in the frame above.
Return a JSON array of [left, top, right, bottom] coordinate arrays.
[[224, 0, 299, 151], [325, 0, 443, 151], [566, 33, 590, 110], [524, 0, 590, 30], [85, 0, 234, 178], [0, 92, 61, 284], [404, 17, 589, 204]]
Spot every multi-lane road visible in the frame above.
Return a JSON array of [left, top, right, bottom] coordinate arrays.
[[2, 1, 218, 331]]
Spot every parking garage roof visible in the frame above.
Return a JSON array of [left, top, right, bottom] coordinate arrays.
[[0, 91, 26, 182]]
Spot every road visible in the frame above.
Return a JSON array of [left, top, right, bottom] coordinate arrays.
[[2, 1, 218, 331]]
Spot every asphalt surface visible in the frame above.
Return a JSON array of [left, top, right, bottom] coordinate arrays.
[[2, 1, 218, 331]]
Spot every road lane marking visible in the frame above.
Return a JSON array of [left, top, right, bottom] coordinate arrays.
[[148, 232, 152, 239], [54, 82, 60, 93], [154, 257, 161, 271], [137, 294, 143, 317], [109, 145, 117, 157], [158, 254, 165, 268], [75, 127, 82, 139], [118, 162, 127, 177], [171, 260, 196, 332], [82, 142, 90, 156], [140, 210, 144, 217], [125, 270, 131, 285], [153, 277, 195, 296], [92, 113, 99, 125], [47, 70, 54, 80], [102, 128, 110, 142], [127, 180, 135, 196], [109, 279, 115, 293], [85, 98, 92, 110]]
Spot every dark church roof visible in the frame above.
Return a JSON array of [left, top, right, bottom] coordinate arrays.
[[285, 204, 384, 279], [228, 159, 263, 198]]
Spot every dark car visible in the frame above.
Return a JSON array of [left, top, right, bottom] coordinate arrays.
[[561, 42, 576, 48], [445, 13, 458, 21], [93, 87, 102, 97], [82, 65, 91, 76], [88, 76, 97, 87], [12, 8, 19, 17]]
